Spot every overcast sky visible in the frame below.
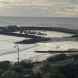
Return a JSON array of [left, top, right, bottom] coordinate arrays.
[[0, 0, 78, 17]]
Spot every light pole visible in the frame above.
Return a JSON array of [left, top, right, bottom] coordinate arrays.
[[15, 44, 20, 64]]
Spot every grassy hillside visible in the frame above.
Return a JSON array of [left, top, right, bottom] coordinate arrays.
[[0, 54, 78, 78]]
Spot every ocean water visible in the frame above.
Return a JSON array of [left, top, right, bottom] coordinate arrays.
[[0, 17, 77, 62], [0, 16, 78, 29]]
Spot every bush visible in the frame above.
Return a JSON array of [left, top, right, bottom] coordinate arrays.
[[0, 55, 78, 78]]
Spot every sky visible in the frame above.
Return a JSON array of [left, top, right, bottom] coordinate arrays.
[[0, 0, 78, 17]]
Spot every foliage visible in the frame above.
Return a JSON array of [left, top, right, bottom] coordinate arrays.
[[0, 55, 78, 78]]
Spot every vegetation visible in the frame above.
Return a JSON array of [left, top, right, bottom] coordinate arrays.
[[0, 54, 78, 78]]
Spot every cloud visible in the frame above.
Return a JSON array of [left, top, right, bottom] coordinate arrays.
[[0, 0, 77, 7], [0, 0, 78, 16], [48, 0, 78, 16], [0, 0, 50, 7]]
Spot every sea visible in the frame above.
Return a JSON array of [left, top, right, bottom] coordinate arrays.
[[0, 16, 78, 29], [0, 16, 77, 62]]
